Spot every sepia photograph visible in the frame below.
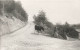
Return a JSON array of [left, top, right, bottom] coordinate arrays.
[[0, 0, 80, 50]]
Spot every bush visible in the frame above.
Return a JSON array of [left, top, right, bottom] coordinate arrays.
[[33, 11, 47, 25], [55, 23, 79, 39], [33, 10, 56, 36], [0, 0, 28, 22]]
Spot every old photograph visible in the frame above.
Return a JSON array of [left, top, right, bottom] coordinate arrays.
[[0, 0, 80, 50]]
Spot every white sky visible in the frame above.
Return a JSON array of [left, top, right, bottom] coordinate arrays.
[[16, 0, 80, 24]]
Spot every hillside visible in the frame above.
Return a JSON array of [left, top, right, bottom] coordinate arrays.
[[1, 22, 80, 50], [0, 0, 28, 36]]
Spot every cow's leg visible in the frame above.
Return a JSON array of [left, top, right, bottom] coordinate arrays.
[[37, 30, 40, 35], [37, 29, 39, 34]]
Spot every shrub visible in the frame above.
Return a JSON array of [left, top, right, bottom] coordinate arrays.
[[55, 23, 79, 39], [0, 0, 28, 22]]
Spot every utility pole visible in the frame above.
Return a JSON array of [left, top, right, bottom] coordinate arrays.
[[2, 0, 5, 16], [2, 0, 10, 33]]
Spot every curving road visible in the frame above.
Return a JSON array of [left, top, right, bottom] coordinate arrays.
[[1, 22, 80, 50]]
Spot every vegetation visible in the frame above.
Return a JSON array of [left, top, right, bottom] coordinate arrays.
[[72, 24, 80, 29], [33, 11, 47, 25], [0, 0, 28, 22], [55, 22, 79, 39], [33, 11, 56, 36], [0, 0, 28, 36], [0, 0, 79, 40], [34, 11, 79, 39]]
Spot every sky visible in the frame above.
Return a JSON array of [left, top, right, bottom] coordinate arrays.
[[15, 0, 80, 24]]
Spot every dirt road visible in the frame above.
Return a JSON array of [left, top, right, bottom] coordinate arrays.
[[1, 22, 80, 50]]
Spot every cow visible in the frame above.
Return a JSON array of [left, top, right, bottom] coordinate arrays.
[[35, 25, 44, 34]]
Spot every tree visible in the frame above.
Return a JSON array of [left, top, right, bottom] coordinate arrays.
[[34, 10, 47, 25], [4, 0, 15, 13], [14, 1, 28, 22], [0, 0, 28, 22], [64, 22, 70, 27], [55, 22, 79, 39]]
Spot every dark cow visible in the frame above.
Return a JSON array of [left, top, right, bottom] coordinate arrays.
[[35, 25, 44, 33]]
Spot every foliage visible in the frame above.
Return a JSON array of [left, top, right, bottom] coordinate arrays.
[[55, 22, 79, 39], [34, 11, 47, 25], [72, 24, 80, 29], [14, 1, 28, 22], [4, 0, 15, 13], [0, 0, 28, 22], [33, 10, 56, 36]]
